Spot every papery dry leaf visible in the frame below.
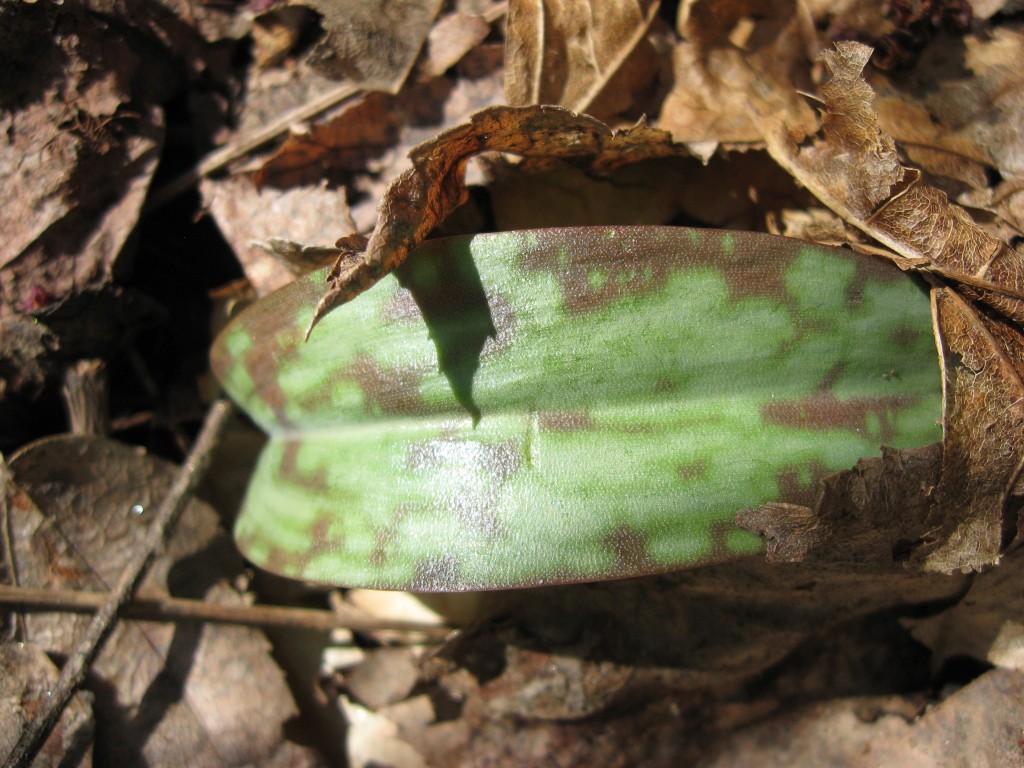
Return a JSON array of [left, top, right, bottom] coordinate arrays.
[[758, 43, 1024, 309], [504, 0, 660, 115], [768, 207, 851, 245], [6, 436, 314, 767], [201, 176, 357, 295], [418, 11, 492, 79], [255, 238, 347, 275], [307, 105, 693, 332], [254, 93, 402, 189], [752, 41, 1024, 572], [299, 0, 443, 90], [658, 0, 820, 157], [0, 4, 163, 319], [217, 64, 505, 295], [0, 642, 93, 768], [875, 28, 1024, 181], [738, 444, 943, 570], [925, 289, 1024, 572]]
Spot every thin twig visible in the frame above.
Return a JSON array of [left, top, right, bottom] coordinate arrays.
[[4, 400, 233, 768], [0, 458, 25, 642], [0, 583, 452, 636], [143, 3, 511, 213], [144, 83, 361, 212]]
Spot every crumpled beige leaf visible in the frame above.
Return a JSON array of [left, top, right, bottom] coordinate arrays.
[[749, 41, 1024, 573], [298, 0, 443, 89], [201, 175, 357, 296], [417, 11, 492, 79], [758, 43, 1024, 311], [874, 28, 1024, 184], [658, 0, 819, 159], [925, 288, 1024, 572]]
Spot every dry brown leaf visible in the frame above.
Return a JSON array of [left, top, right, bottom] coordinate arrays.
[[867, 27, 1024, 240], [298, 0, 443, 89], [746, 41, 1024, 572], [201, 176, 357, 296], [211, 65, 505, 294], [0, 642, 94, 768], [504, 0, 660, 115], [758, 43, 1024, 307], [768, 207, 852, 245], [6, 436, 316, 766], [417, 11, 493, 79], [874, 28, 1024, 183], [0, 5, 163, 319], [307, 105, 693, 332], [254, 92, 402, 189], [924, 289, 1024, 572], [737, 444, 943, 570], [658, 0, 820, 158]]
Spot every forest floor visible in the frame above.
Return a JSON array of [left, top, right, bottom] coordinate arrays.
[[2, 1, 1024, 766]]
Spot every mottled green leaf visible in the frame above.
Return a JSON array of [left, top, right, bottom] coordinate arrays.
[[211, 226, 941, 591]]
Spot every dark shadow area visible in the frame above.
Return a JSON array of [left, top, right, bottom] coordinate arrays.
[[395, 239, 496, 425]]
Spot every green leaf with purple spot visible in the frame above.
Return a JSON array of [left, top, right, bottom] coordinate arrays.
[[211, 226, 942, 591]]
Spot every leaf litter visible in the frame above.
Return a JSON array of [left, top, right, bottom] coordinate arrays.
[[3, 0, 1024, 765]]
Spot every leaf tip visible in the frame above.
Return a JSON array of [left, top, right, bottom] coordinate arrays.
[[304, 288, 337, 341]]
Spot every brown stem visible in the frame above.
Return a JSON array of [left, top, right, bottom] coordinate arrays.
[[0, 583, 452, 635]]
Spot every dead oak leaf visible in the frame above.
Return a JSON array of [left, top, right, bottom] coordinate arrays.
[[759, 42, 1024, 317]]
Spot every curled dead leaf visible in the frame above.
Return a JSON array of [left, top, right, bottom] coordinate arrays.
[[307, 104, 693, 334]]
